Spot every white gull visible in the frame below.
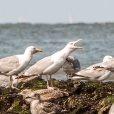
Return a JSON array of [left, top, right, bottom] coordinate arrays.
[[23, 39, 82, 89], [0, 46, 42, 89]]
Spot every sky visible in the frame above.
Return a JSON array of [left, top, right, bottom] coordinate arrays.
[[0, 0, 114, 24]]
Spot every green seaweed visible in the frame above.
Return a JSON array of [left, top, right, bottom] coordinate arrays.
[[2, 89, 10, 95], [8, 99, 30, 114], [85, 81, 100, 87], [8, 100, 22, 112], [69, 104, 83, 114], [97, 95, 114, 114], [98, 95, 114, 106]]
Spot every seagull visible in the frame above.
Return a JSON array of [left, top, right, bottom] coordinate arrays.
[[62, 55, 81, 79], [0, 46, 42, 89], [87, 55, 113, 69], [19, 88, 69, 103], [72, 56, 113, 82], [23, 39, 82, 89], [72, 67, 112, 82], [109, 103, 114, 114], [94, 55, 114, 72], [25, 93, 68, 114]]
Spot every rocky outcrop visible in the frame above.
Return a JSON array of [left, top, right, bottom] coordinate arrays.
[[0, 77, 114, 114]]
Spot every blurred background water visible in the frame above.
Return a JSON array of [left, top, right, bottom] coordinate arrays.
[[0, 23, 114, 81]]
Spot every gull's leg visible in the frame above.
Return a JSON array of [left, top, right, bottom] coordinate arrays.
[[66, 74, 69, 80], [10, 75, 19, 90], [99, 81, 102, 86], [46, 75, 58, 90], [50, 75, 53, 87], [46, 75, 50, 88]]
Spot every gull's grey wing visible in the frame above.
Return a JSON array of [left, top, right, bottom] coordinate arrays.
[[0, 56, 20, 73], [76, 68, 110, 78], [72, 67, 111, 81], [66, 55, 81, 69], [25, 56, 54, 76], [87, 62, 103, 69], [92, 58, 114, 71]]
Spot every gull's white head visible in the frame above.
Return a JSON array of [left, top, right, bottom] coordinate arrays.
[[103, 55, 113, 63], [65, 39, 83, 52], [25, 46, 42, 55]]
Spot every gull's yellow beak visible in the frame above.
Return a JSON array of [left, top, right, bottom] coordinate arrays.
[[75, 39, 83, 49], [75, 39, 82, 43], [37, 49, 43, 52]]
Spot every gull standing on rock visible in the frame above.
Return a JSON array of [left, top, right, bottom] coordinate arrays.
[[62, 55, 81, 80], [72, 56, 112, 82], [23, 39, 82, 89], [0, 46, 42, 89]]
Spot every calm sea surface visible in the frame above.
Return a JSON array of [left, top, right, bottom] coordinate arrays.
[[0, 23, 114, 80]]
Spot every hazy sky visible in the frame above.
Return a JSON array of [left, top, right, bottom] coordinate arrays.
[[0, 0, 114, 24]]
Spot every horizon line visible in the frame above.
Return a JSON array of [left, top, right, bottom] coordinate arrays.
[[0, 21, 114, 25]]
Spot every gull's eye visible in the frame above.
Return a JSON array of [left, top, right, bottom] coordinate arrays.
[[70, 43, 73, 45]]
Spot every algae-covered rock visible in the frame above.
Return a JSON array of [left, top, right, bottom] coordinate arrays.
[[96, 96, 114, 114], [0, 77, 114, 114]]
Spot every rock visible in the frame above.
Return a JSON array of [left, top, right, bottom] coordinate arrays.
[[0, 77, 114, 114]]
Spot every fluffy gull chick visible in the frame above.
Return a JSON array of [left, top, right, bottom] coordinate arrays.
[[18, 88, 69, 103], [26, 93, 67, 114], [0, 46, 42, 89]]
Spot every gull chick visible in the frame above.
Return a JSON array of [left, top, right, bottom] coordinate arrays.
[[26, 93, 67, 114], [18, 88, 69, 103]]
